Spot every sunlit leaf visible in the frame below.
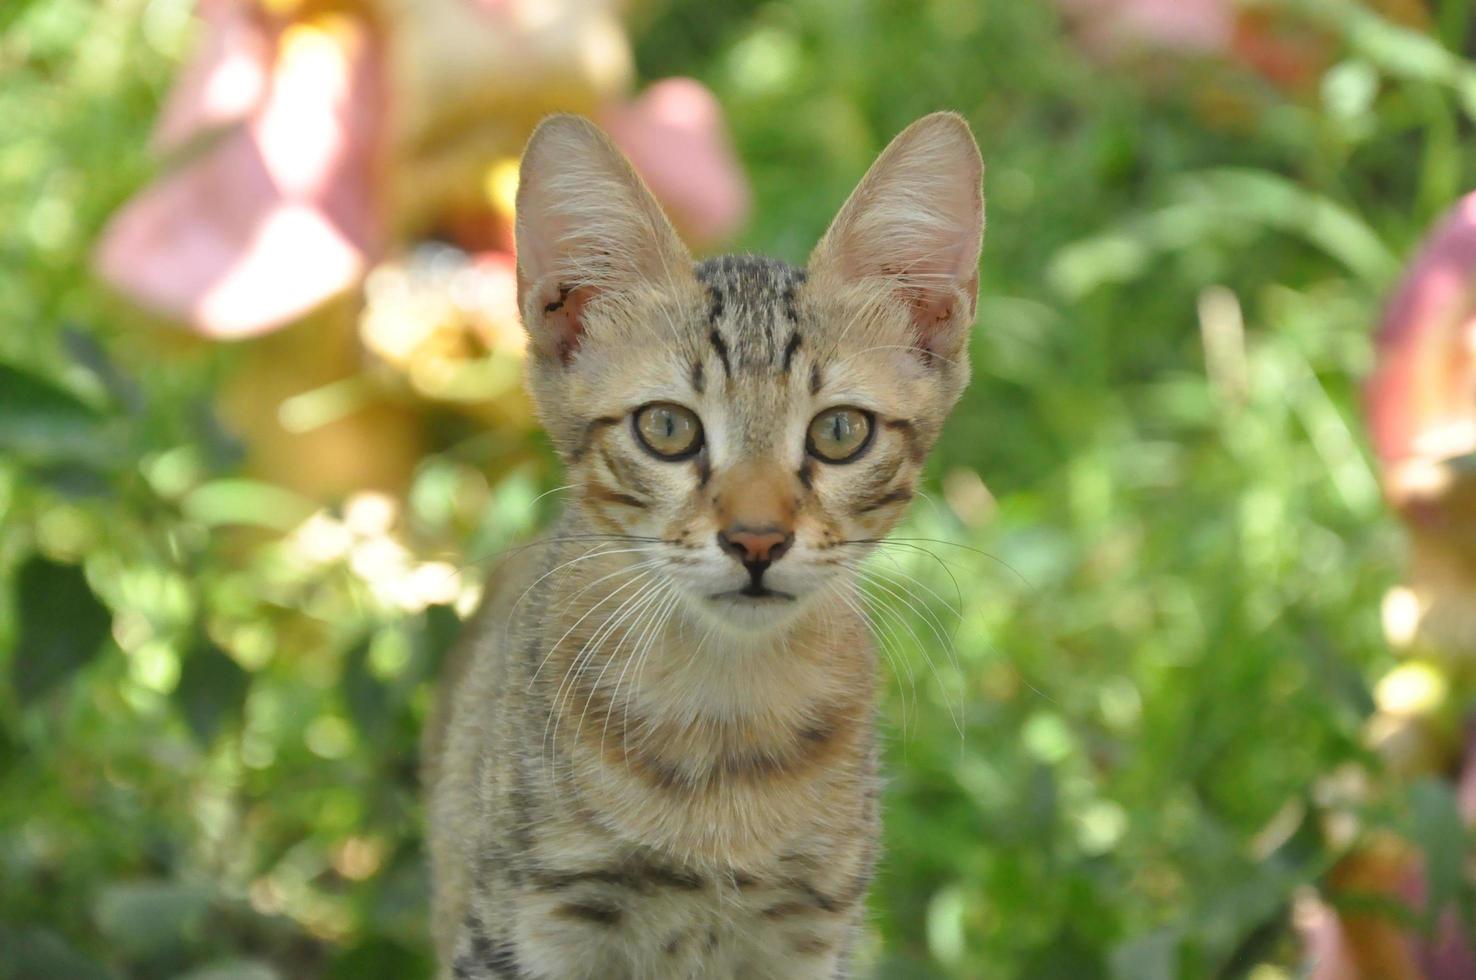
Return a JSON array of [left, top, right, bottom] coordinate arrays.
[[180, 479, 316, 531], [0, 0, 44, 33]]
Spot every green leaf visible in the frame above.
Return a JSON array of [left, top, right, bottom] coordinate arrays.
[[1410, 777, 1466, 925], [180, 480, 315, 531], [10, 555, 111, 706], [1021, 928, 1107, 980], [174, 637, 250, 744], [343, 638, 390, 743], [29, 461, 114, 499], [417, 603, 462, 680], [1175, 170, 1399, 287], [93, 880, 213, 958], [62, 325, 144, 416], [175, 959, 280, 980], [0, 0, 44, 33], [1109, 929, 1179, 980], [0, 924, 113, 980], [0, 360, 117, 465]]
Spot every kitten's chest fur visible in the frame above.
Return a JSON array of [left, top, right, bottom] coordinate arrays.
[[426, 524, 881, 979]]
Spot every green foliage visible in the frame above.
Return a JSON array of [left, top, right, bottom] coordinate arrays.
[[11, 556, 111, 705], [4, 0, 1476, 977]]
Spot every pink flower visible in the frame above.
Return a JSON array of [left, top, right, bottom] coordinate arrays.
[[1054, 0, 1233, 57], [95, 10, 385, 339], [150, 0, 271, 154], [1366, 193, 1476, 494], [600, 78, 750, 248], [95, 2, 749, 340]]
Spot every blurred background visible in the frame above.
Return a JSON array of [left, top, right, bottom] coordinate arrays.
[[4, 0, 1476, 977]]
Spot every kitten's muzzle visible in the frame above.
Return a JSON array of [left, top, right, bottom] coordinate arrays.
[[716, 525, 794, 596]]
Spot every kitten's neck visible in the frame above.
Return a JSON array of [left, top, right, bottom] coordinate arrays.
[[638, 587, 873, 722]]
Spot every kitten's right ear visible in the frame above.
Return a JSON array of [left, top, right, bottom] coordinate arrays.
[[808, 112, 984, 363], [514, 115, 689, 364]]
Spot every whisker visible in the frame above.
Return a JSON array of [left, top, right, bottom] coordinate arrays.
[[548, 576, 667, 773], [830, 579, 917, 739], [841, 558, 965, 740], [579, 580, 672, 762], [866, 549, 962, 638], [605, 585, 680, 766], [505, 545, 656, 639], [854, 566, 966, 739], [850, 535, 1032, 589], [553, 557, 668, 613], [528, 569, 655, 691]]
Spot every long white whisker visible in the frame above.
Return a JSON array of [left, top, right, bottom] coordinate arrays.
[[528, 569, 653, 691], [505, 545, 655, 642], [854, 566, 965, 739], [606, 585, 681, 766], [586, 579, 673, 755], [547, 577, 666, 778]]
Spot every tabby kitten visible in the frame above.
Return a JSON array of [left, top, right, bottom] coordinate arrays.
[[425, 111, 984, 979]]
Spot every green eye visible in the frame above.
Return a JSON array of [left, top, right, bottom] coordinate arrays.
[[634, 403, 704, 459], [807, 407, 874, 463]]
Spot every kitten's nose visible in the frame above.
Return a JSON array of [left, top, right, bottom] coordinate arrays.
[[717, 526, 794, 572]]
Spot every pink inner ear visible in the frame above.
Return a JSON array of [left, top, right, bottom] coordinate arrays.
[[535, 282, 598, 365], [913, 292, 956, 344], [906, 270, 976, 358]]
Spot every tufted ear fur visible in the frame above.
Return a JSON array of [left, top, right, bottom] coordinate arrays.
[[514, 114, 690, 365], [808, 112, 984, 362]]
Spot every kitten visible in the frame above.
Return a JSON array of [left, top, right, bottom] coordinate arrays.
[[425, 111, 983, 979]]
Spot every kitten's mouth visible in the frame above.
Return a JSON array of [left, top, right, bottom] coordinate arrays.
[[710, 586, 795, 602]]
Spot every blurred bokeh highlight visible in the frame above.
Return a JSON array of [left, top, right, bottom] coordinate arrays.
[[4, 0, 1476, 977]]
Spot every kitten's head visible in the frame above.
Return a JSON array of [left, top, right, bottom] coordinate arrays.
[[514, 112, 984, 632]]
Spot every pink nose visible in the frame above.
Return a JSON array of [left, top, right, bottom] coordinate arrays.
[[716, 526, 794, 568]]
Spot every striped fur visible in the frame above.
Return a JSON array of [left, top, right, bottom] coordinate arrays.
[[426, 112, 984, 978]]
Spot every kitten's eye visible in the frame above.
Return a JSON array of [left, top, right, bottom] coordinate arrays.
[[633, 403, 704, 459], [807, 407, 874, 463]]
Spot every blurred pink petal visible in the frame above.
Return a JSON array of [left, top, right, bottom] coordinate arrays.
[[96, 130, 365, 340], [467, 0, 516, 14], [1300, 895, 1366, 980], [1366, 192, 1476, 467], [152, 0, 273, 154], [96, 16, 385, 339], [1055, 0, 1233, 56], [600, 78, 750, 248], [1396, 856, 1476, 980]]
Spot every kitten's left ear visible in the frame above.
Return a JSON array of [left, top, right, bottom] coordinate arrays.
[[515, 115, 690, 364], [809, 112, 984, 362]]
